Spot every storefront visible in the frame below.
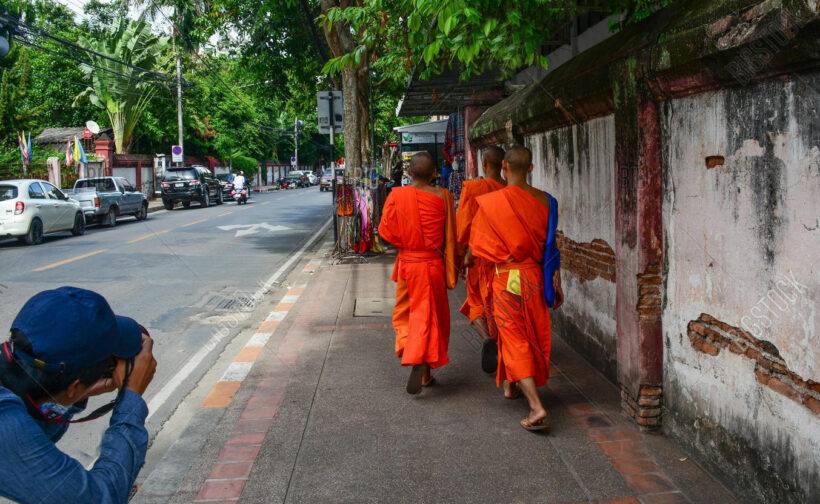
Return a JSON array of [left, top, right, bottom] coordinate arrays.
[[393, 119, 448, 168]]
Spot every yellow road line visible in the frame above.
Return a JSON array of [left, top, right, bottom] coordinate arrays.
[[181, 218, 208, 228], [33, 249, 108, 272], [218, 211, 233, 216], [261, 201, 270, 205], [128, 229, 170, 244]]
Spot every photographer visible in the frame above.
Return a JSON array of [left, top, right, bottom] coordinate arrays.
[[0, 287, 156, 504]]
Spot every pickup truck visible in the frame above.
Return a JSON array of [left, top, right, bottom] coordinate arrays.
[[64, 176, 149, 227]]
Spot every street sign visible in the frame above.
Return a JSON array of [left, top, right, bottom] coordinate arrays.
[[83, 129, 92, 139], [290, 156, 297, 166], [171, 145, 183, 162], [317, 91, 343, 134]]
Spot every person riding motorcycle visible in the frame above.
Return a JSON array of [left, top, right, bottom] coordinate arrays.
[[233, 172, 246, 191]]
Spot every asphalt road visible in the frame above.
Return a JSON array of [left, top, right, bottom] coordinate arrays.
[[0, 186, 331, 467]]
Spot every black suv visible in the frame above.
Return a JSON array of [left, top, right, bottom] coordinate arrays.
[[161, 166, 223, 210]]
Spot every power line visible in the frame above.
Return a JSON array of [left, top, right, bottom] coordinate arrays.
[[11, 35, 173, 92], [1, 14, 176, 83], [1, 66, 175, 103]]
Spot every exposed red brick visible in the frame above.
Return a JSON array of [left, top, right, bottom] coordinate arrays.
[[637, 275, 662, 285], [637, 416, 661, 427], [638, 396, 660, 407], [638, 407, 662, 418], [804, 396, 820, 415], [556, 231, 616, 283], [640, 385, 662, 396], [767, 377, 803, 403], [754, 368, 771, 385]]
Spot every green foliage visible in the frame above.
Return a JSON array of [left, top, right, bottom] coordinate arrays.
[[74, 17, 172, 154], [322, 0, 676, 82], [231, 154, 257, 178]]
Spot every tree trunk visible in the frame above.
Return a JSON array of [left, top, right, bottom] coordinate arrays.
[[320, 0, 368, 179]]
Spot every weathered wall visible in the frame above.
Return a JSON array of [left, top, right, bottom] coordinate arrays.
[[526, 116, 618, 380], [661, 71, 820, 503]]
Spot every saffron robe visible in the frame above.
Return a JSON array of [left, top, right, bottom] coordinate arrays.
[[456, 178, 505, 324], [469, 186, 552, 387], [378, 186, 458, 368]]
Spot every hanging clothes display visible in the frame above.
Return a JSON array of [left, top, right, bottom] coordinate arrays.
[[336, 184, 355, 216], [443, 112, 465, 165]]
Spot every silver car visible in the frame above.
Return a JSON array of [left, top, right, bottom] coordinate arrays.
[[0, 179, 86, 245]]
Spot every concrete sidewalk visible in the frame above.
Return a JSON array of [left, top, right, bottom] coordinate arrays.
[[135, 247, 739, 504]]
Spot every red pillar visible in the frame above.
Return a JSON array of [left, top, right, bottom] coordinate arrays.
[[136, 160, 142, 191], [612, 56, 664, 429], [94, 138, 115, 176], [464, 105, 487, 179]]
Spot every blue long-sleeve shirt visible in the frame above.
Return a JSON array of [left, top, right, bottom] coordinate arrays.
[[0, 387, 148, 504]]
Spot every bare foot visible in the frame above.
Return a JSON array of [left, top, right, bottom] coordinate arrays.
[[526, 408, 548, 426], [503, 381, 521, 399], [422, 363, 432, 383]]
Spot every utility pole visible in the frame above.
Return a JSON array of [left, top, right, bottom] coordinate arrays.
[[174, 11, 184, 166], [293, 118, 303, 168]]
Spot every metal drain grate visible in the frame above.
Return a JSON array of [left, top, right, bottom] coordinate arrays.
[[198, 294, 256, 312], [353, 298, 395, 317], [214, 296, 256, 311]]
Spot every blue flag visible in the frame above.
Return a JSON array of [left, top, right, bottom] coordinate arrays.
[[78, 139, 88, 164], [26, 132, 32, 166]]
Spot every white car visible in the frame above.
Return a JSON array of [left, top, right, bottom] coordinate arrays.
[[0, 179, 86, 245]]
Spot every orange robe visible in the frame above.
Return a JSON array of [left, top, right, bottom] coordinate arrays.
[[456, 178, 505, 325], [469, 186, 552, 387], [378, 186, 458, 368]]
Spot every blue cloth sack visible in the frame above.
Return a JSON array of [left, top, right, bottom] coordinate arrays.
[[543, 192, 560, 307]]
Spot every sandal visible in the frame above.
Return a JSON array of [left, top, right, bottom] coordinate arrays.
[[521, 416, 549, 432], [422, 376, 436, 387], [406, 365, 423, 395]]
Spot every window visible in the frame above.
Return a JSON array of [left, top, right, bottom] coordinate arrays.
[[0, 185, 18, 201], [41, 182, 65, 200], [28, 183, 46, 199], [117, 178, 135, 192]]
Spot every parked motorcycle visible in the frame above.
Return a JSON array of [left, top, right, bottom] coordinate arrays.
[[231, 186, 249, 205]]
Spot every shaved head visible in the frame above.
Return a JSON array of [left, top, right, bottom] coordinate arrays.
[[483, 146, 504, 171], [409, 151, 436, 181], [504, 145, 533, 174]]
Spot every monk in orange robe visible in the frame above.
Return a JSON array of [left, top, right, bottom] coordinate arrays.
[[469, 145, 564, 431], [379, 152, 459, 394], [457, 146, 506, 373]]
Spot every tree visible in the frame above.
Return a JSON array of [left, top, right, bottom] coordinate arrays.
[[74, 17, 172, 154]]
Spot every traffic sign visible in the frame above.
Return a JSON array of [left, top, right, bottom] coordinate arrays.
[[83, 129, 92, 139], [172, 145, 183, 162], [290, 156, 297, 166], [317, 91, 343, 135]]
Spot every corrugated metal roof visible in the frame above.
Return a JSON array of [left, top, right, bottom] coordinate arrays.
[[393, 119, 449, 134]]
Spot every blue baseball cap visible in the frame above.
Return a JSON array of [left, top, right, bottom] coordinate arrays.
[[10, 287, 143, 373]]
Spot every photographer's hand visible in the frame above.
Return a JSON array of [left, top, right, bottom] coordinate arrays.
[[114, 334, 157, 396]]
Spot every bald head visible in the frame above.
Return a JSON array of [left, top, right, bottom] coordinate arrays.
[[482, 146, 504, 173], [504, 145, 533, 175], [409, 151, 436, 181]]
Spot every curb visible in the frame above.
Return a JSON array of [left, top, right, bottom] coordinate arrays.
[[133, 223, 331, 504]]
